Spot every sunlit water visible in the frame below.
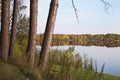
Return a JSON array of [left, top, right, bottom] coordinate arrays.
[[36, 45, 120, 76]]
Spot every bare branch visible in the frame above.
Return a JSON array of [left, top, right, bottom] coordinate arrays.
[[101, 0, 112, 14], [71, 0, 79, 23]]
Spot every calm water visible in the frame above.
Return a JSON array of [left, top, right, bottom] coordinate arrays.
[[36, 45, 120, 76]]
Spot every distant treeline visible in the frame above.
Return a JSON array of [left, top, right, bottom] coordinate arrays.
[[36, 33, 120, 47]]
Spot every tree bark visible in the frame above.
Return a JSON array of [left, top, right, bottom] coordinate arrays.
[[0, 0, 10, 61], [0, 0, 2, 22], [9, 0, 19, 59], [27, 0, 38, 67], [38, 0, 59, 72]]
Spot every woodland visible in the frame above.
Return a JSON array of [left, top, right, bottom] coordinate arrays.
[[0, 0, 120, 80]]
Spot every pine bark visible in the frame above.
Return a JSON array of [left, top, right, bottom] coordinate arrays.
[[27, 0, 38, 67], [38, 0, 59, 71], [0, 0, 10, 61], [9, 0, 19, 59]]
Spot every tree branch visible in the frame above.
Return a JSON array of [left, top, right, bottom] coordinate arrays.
[[71, 0, 112, 22], [71, 0, 79, 23], [101, 0, 112, 14]]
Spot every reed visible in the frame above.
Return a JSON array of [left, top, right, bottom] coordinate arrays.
[[43, 47, 104, 80]]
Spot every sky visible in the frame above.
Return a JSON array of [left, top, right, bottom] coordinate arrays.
[[32, 0, 120, 34]]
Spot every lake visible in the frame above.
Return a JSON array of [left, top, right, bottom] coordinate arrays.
[[36, 34, 120, 76], [36, 45, 120, 76], [53, 45, 120, 76]]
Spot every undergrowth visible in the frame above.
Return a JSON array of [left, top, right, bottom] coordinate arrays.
[[0, 47, 120, 80]]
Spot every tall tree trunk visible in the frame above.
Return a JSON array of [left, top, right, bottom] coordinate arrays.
[[0, 0, 2, 52], [0, 0, 1, 22], [27, 0, 38, 67], [38, 0, 59, 71], [9, 0, 19, 59], [0, 0, 10, 61]]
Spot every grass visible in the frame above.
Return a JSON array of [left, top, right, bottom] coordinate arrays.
[[104, 74, 120, 80], [0, 59, 42, 80], [0, 60, 27, 80], [44, 47, 120, 80], [0, 60, 120, 80], [0, 47, 120, 80]]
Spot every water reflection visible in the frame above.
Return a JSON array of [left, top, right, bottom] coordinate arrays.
[[36, 37, 120, 76], [37, 34, 120, 47]]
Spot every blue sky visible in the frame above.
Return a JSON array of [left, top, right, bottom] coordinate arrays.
[[36, 0, 120, 34]]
